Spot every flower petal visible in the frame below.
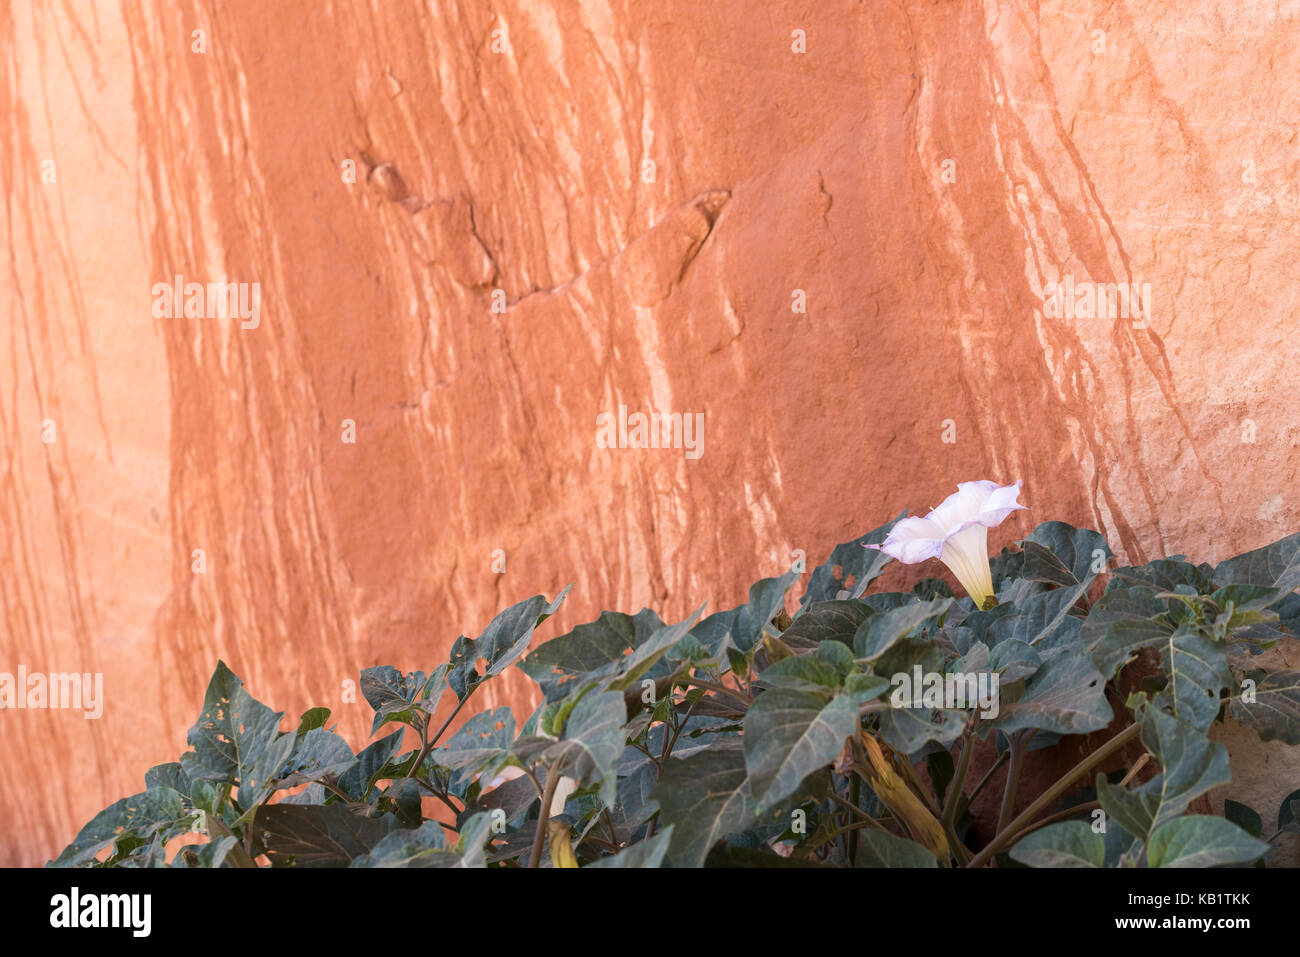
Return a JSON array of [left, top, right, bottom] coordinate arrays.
[[870, 516, 948, 564]]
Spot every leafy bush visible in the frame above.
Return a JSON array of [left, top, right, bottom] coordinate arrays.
[[51, 516, 1300, 868]]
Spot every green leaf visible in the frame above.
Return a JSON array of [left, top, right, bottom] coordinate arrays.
[[1086, 605, 1180, 681], [855, 828, 940, 867], [875, 705, 965, 752], [437, 706, 515, 775], [352, 820, 453, 867], [1214, 532, 1300, 595], [605, 604, 708, 692], [988, 640, 1041, 683], [988, 586, 1086, 653], [691, 573, 798, 658], [259, 803, 397, 867], [993, 649, 1111, 736], [757, 654, 842, 694], [180, 660, 295, 806], [360, 665, 428, 735], [274, 727, 357, 789], [1229, 669, 1300, 745], [781, 600, 871, 652], [543, 691, 625, 807], [1146, 816, 1270, 868], [744, 690, 858, 811], [652, 743, 756, 868], [295, 707, 332, 735], [926, 751, 955, 805], [854, 598, 952, 660], [1009, 821, 1105, 867], [1022, 522, 1112, 586], [1096, 705, 1229, 842], [799, 515, 903, 607], [144, 762, 192, 795], [518, 608, 665, 700], [1151, 627, 1231, 733], [448, 587, 570, 700], [1223, 799, 1263, 839], [1277, 788, 1300, 833], [50, 788, 189, 867], [336, 727, 406, 802], [586, 827, 674, 868]]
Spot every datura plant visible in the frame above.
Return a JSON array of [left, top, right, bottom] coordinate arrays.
[[53, 485, 1300, 868]]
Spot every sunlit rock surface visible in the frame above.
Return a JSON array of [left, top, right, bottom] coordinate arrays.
[[2, 1, 1298, 865]]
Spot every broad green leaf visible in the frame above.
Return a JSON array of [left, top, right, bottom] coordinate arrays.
[[993, 649, 1111, 736], [744, 690, 858, 811], [50, 788, 188, 867], [336, 727, 405, 802], [780, 600, 870, 652], [144, 762, 192, 795], [351, 820, 456, 868], [987, 585, 1086, 654], [447, 587, 570, 700], [1151, 627, 1230, 733], [691, 573, 798, 658], [1229, 669, 1300, 744], [1022, 522, 1112, 586], [1146, 816, 1269, 868], [1009, 821, 1105, 867], [518, 608, 666, 700], [586, 826, 674, 868], [274, 727, 357, 789], [652, 743, 756, 868], [1111, 560, 1217, 594], [360, 665, 428, 735], [259, 803, 397, 867], [988, 639, 1042, 683], [875, 705, 965, 753], [180, 660, 295, 806], [798, 515, 903, 607], [436, 706, 515, 775], [1097, 705, 1230, 842], [854, 598, 952, 660], [1213, 532, 1300, 595], [543, 691, 625, 807], [856, 828, 939, 867], [757, 654, 841, 694], [295, 707, 332, 735], [1223, 799, 1263, 838], [1089, 611, 1176, 681], [605, 604, 708, 692]]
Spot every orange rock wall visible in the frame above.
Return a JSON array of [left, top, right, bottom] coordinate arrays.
[[2, 1, 1298, 865]]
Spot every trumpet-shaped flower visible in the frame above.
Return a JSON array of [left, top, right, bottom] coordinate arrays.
[[869, 480, 1026, 609]]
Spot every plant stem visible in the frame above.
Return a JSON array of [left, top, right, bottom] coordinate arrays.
[[942, 731, 975, 831], [683, 678, 752, 706], [405, 691, 474, 781], [999, 800, 1101, 849], [528, 764, 563, 869], [996, 732, 1028, 836], [847, 774, 862, 863], [966, 722, 1140, 868], [966, 750, 1009, 805], [827, 790, 883, 826], [940, 731, 977, 864]]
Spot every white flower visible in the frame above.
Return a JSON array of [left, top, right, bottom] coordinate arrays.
[[869, 480, 1026, 608], [487, 766, 577, 817]]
